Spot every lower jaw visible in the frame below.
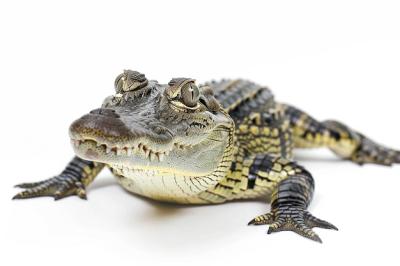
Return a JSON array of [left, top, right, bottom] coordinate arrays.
[[111, 164, 167, 176], [111, 164, 221, 203], [109, 163, 213, 178]]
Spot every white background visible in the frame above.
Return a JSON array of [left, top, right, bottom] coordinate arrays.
[[1, 0, 400, 265]]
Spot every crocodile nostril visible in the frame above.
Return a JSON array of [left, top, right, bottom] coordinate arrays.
[[89, 108, 120, 118]]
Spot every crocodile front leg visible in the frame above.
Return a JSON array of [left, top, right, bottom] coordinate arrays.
[[247, 156, 337, 243], [13, 157, 104, 200]]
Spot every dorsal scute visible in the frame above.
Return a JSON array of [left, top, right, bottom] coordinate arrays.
[[202, 79, 275, 121]]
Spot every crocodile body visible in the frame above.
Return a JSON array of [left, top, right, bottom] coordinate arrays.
[[14, 70, 400, 243]]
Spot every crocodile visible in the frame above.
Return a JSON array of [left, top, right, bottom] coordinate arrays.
[[13, 70, 400, 243]]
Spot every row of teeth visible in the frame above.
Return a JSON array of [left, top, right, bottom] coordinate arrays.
[[112, 165, 160, 175], [174, 143, 194, 149], [71, 140, 194, 162]]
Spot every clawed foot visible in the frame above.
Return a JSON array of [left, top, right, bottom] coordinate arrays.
[[324, 120, 400, 166], [13, 175, 87, 200], [248, 206, 338, 243], [351, 135, 400, 166]]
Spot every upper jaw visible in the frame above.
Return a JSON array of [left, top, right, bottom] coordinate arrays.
[[71, 139, 168, 162], [70, 137, 199, 163], [69, 114, 224, 164]]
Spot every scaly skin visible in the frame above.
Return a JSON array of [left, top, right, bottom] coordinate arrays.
[[13, 70, 400, 243]]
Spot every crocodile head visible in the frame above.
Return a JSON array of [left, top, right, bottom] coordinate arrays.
[[69, 70, 234, 183]]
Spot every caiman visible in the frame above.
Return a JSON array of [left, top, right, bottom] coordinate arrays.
[[13, 70, 400, 243]]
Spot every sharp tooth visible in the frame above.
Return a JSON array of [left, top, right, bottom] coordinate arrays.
[[165, 150, 170, 156], [106, 146, 111, 154], [150, 151, 156, 161], [144, 148, 150, 158], [158, 153, 165, 162], [116, 148, 122, 156], [127, 147, 132, 156]]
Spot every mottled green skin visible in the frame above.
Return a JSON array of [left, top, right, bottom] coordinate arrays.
[[13, 71, 400, 243]]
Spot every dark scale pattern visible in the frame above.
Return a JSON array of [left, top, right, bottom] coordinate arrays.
[[14, 73, 400, 243], [247, 155, 273, 189], [199, 80, 342, 241], [283, 104, 341, 146], [205, 79, 274, 122], [247, 157, 337, 243]]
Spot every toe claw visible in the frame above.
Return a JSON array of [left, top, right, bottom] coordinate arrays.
[[13, 190, 31, 199], [53, 194, 62, 201], [268, 221, 283, 231], [267, 227, 275, 234], [12, 189, 43, 200], [304, 212, 339, 231], [14, 178, 52, 189], [53, 189, 68, 200], [75, 182, 87, 199], [76, 188, 87, 200], [248, 213, 274, 226], [14, 182, 43, 189], [267, 222, 283, 234], [12, 193, 23, 200], [307, 232, 323, 244], [248, 219, 256, 226]]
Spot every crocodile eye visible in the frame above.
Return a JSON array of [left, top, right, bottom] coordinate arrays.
[[181, 83, 200, 108]]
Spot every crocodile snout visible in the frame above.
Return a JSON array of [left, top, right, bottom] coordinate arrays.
[[69, 108, 131, 142]]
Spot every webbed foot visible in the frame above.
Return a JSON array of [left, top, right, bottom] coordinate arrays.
[[248, 206, 338, 243]]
